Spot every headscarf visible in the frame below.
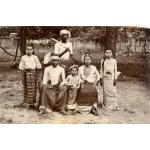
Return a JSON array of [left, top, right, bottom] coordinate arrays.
[[60, 29, 71, 38], [51, 54, 60, 60]]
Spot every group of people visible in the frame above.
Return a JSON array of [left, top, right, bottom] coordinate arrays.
[[19, 29, 119, 116]]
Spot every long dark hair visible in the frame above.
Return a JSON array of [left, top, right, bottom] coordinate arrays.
[[102, 56, 106, 72]]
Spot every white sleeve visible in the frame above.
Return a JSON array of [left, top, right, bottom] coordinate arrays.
[[61, 68, 65, 82], [114, 59, 118, 80], [69, 43, 73, 54], [62, 75, 70, 85], [95, 67, 100, 81], [35, 56, 42, 69], [44, 53, 51, 64], [54, 43, 59, 54], [78, 67, 82, 77], [19, 56, 25, 70], [100, 60, 103, 78], [43, 68, 49, 84]]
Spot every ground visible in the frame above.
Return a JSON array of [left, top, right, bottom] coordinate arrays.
[[0, 63, 150, 124]]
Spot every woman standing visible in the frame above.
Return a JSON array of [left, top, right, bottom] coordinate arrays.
[[77, 53, 100, 115], [100, 49, 119, 110], [19, 44, 42, 108]]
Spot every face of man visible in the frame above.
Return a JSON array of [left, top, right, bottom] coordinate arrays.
[[61, 34, 69, 42], [84, 56, 92, 66], [105, 50, 112, 59], [26, 46, 33, 56], [52, 59, 59, 67]]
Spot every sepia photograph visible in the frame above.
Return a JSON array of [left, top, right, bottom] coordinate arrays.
[[0, 26, 149, 124]]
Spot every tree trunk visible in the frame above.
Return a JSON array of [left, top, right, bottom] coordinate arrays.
[[20, 27, 27, 56], [104, 27, 118, 58]]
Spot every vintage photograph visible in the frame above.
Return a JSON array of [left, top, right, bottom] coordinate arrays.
[[0, 26, 149, 123]]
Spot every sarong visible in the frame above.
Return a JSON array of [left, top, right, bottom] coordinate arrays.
[[76, 82, 98, 113], [103, 74, 118, 110], [23, 69, 37, 105], [40, 84, 67, 112], [67, 86, 78, 110]]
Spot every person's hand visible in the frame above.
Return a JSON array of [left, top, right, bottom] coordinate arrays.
[[95, 80, 100, 86], [60, 83, 65, 87], [37, 81, 42, 89], [113, 79, 117, 86], [22, 79, 24, 85], [100, 78, 103, 86], [66, 48, 70, 52]]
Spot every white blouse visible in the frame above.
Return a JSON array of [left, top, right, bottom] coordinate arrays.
[[19, 55, 42, 70], [100, 58, 118, 80], [78, 65, 100, 83], [62, 75, 81, 88]]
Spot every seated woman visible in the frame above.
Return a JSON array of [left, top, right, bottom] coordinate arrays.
[[77, 53, 100, 115]]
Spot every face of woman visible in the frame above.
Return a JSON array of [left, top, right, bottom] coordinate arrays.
[[26, 46, 33, 56], [84, 56, 92, 66], [105, 50, 112, 59]]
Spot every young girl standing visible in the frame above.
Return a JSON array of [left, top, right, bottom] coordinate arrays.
[[100, 49, 119, 110], [19, 44, 42, 108]]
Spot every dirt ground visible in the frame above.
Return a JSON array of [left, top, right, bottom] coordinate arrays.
[[0, 64, 150, 124]]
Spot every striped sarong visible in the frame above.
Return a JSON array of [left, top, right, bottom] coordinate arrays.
[[23, 69, 37, 105]]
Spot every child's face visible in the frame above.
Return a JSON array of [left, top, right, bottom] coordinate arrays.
[[84, 56, 92, 66], [26, 46, 33, 56], [71, 68, 78, 76], [105, 50, 112, 59], [52, 59, 59, 67]]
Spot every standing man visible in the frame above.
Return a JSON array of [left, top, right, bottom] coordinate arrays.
[[54, 29, 74, 74]]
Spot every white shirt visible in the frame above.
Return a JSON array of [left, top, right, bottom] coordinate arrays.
[[19, 55, 42, 70], [43, 65, 65, 85], [100, 58, 118, 80], [55, 41, 73, 60], [78, 65, 100, 83], [44, 52, 52, 64], [62, 75, 81, 87]]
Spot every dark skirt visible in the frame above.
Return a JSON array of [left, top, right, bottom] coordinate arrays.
[[77, 82, 98, 106], [23, 70, 37, 105]]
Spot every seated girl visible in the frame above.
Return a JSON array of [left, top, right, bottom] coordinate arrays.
[[61, 65, 81, 114]]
